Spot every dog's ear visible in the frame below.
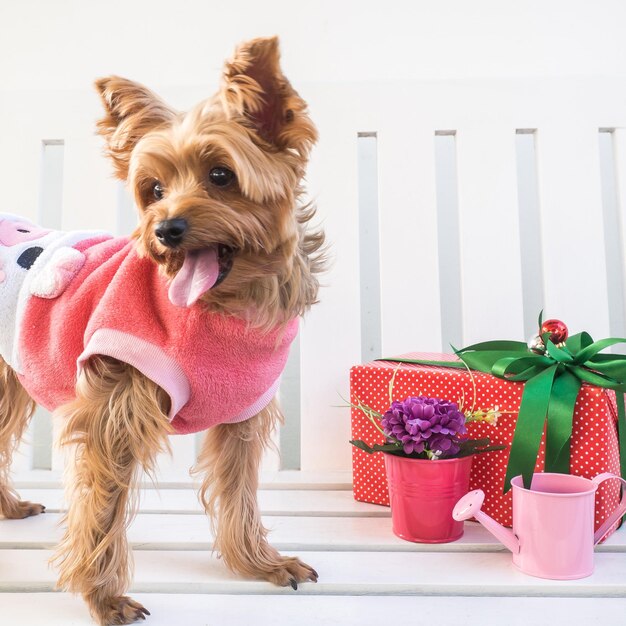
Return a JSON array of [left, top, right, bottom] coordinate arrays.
[[94, 77, 176, 180], [221, 37, 317, 159]]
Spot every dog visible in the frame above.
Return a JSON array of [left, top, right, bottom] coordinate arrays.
[[0, 36, 324, 625]]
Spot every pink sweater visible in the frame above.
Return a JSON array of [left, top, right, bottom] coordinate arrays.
[[0, 215, 297, 434]]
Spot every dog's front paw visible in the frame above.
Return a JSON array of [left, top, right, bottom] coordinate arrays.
[[3, 500, 46, 519], [264, 555, 318, 589], [94, 596, 150, 625]]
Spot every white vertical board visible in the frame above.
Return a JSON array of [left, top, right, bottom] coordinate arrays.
[[610, 128, 626, 332], [50, 412, 68, 474], [357, 134, 382, 363], [9, 425, 33, 474], [535, 125, 609, 335], [300, 87, 361, 472], [39, 141, 65, 228], [153, 436, 197, 481], [378, 123, 442, 355], [260, 427, 281, 473], [515, 132, 546, 340], [434, 132, 464, 350], [455, 126, 524, 343], [598, 130, 626, 342]]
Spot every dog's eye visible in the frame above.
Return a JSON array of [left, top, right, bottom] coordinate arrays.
[[153, 181, 164, 200], [208, 167, 235, 188]]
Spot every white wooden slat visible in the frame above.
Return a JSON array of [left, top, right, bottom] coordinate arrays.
[[535, 125, 610, 335], [357, 133, 382, 362], [597, 130, 626, 342], [299, 87, 361, 472], [29, 406, 53, 471], [378, 123, 442, 355], [3, 593, 625, 626], [3, 549, 626, 596], [3, 512, 624, 552], [115, 181, 138, 236], [9, 424, 33, 474], [261, 423, 281, 473], [17, 488, 389, 517], [278, 333, 302, 470], [153, 436, 197, 482], [0, 513, 492, 551], [455, 126, 525, 344], [516, 131, 546, 339], [48, 411, 66, 475], [611, 127, 626, 327], [435, 131, 464, 348], [39, 141, 65, 228], [12, 469, 353, 490]]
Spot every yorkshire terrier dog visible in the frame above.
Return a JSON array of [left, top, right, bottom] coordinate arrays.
[[0, 36, 324, 624]]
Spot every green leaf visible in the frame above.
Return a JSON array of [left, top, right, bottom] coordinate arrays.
[[475, 445, 507, 454], [457, 437, 507, 458], [457, 444, 507, 458], [463, 438, 491, 448], [349, 440, 401, 454], [350, 439, 376, 453]]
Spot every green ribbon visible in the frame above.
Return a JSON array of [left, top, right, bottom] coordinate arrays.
[[381, 330, 626, 491]]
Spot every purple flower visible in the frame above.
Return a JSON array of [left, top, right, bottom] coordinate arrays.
[[380, 396, 467, 458]]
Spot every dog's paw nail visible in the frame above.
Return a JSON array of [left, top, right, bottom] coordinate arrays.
[[141, 608, 151, 616], [310, 568, 318, 579], [289, 577, 298, 590]]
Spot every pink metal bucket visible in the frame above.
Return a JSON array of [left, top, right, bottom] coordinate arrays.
[[454, 472, 626, 579], [385, 453, 473, 543]]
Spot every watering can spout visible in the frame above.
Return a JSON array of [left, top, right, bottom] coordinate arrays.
[[453, 490, 520, 554]]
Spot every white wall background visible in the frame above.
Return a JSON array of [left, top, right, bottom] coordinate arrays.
[[2, 0, 626, 88], [2, 0, 626, 476]]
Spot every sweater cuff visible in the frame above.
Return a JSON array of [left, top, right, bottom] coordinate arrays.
[[77, 328, 190, 420], [223, 377, 281, 424]]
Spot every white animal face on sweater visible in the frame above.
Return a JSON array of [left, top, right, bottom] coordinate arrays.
[[0, 214, 101, 372], [0, 215, 50, 282], [0, 215, 61, 371]]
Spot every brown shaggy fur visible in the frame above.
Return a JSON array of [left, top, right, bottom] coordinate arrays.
[[0, 36, 324, 625], [0, 357, 40, 519], [53, 357, 172, 624], [194, 398, 317, 586]]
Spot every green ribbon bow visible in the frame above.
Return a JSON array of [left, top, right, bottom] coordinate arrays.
[[381, 320, 626, 491]]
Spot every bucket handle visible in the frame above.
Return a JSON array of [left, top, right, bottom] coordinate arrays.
[[592, 473, 626, 545]]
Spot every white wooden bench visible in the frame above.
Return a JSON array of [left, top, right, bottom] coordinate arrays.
[[2, 2, 626, 624]]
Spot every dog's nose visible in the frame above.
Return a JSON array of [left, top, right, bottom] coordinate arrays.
[[155, 219, 188, 248]]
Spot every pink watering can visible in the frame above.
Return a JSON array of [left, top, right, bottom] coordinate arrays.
[[453, 472, 626, 579]]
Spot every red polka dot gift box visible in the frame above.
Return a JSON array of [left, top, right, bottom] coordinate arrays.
[[350, 352, 623, 538]]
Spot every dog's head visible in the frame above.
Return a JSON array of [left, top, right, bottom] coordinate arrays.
[[95, 37, 317, 310]]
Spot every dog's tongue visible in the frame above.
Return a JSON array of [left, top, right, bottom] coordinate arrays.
[[168, 248, 219, 307]]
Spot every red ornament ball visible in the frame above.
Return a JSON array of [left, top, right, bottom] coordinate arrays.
[[540, 318, 569, 345]]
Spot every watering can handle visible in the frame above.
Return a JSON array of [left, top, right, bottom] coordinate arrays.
[[592, 473, 626, 545]]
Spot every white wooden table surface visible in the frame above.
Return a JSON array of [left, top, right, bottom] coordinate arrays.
[[3, 471, 625, 626]]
